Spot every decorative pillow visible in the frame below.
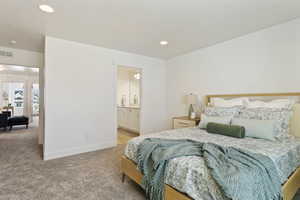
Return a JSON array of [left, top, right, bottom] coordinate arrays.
[[211, 97, 249, 107], [246, 99, 296, 110], [207, 122, 245, 138], [236, 108, 293, 140], [199, 114, 232, 129], [204, 106, 241, 117], [231, 118, 276, 141]]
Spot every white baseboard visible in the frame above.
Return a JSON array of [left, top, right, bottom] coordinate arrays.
[[43, 141, 116, 160]]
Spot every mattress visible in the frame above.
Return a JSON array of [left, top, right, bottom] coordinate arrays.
[[124, 128, 300, 200]]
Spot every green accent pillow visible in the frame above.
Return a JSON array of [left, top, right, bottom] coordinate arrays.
[[207, 122, 245, 138], [231, 118, 276, 141]]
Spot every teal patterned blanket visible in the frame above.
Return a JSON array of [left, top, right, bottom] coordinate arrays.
[[137, 138, 282, 200]]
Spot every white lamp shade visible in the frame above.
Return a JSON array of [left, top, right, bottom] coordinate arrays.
[[186, 94, 197, 105]]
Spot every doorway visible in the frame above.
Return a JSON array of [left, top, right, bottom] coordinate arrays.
[[0, 64, 41, 159], [116, 66, 141, 144]]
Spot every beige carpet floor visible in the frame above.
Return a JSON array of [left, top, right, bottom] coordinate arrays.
[[0, 126, 145, 200], [0, 126, 299, 200]]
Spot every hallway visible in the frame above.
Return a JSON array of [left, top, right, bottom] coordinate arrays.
[[0, 119, 42, 164]]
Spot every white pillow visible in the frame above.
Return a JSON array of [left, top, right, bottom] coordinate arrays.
[[232, 118, 276, 141], [247, 99, 295, 109], [212, 97, 248, 108], [199, 114, 232, 129]]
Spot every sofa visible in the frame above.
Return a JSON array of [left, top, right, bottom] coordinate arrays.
[[0, 113, 9, 131], [8, 116, 29, 130], [0, 111, 29, 131]]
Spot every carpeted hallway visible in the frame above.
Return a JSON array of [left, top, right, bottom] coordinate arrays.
[[1, 125, 300, 200]]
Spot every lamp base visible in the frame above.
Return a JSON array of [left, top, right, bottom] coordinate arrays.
[[188, 104, 194, 119]]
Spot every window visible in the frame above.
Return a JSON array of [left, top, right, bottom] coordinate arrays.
[[32, 84, 39, 116], [1, 82, 25, 116]]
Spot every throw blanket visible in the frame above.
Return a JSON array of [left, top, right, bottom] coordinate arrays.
[[137, 138, 282, 200]]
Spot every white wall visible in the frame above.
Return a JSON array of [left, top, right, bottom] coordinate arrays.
[[112, 50, 167, 134], [0, 46, 43, 68], [44, 36, 167, 160], [117, 68, 131, 106], [166, 18, 300, 128]]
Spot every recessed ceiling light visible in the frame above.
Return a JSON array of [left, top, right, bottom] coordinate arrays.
[[160, 41, 168, 46], [39, 4, 55, 13], [10, 40, 17, 45]]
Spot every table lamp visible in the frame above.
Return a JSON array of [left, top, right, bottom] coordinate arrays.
[[186, 94, 197, 119]]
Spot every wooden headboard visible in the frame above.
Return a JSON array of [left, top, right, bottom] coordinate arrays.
[[205, 92, 300, 106]]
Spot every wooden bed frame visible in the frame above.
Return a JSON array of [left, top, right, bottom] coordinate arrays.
[[121, 92, 300, 200]]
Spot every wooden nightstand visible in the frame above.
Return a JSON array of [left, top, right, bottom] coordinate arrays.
[[172, 116, 200, 129]]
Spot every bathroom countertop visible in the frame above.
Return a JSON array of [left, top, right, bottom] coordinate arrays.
[[117, 106, 140, 109]]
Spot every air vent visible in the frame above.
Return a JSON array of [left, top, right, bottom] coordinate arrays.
[[0, 50, 13, 57]]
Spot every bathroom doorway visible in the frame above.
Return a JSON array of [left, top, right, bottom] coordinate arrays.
[[116, 66, 141, 144]]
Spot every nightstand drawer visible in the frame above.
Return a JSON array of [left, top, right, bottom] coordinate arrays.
[[173, 119, 196, 129]]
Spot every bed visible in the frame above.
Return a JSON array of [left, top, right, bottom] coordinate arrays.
[[121, 93, 300, 200]]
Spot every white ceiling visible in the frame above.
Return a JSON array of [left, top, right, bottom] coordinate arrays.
[[1, 0, 300, 59]]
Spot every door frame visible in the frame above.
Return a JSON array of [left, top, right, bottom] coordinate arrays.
[[116, 65, 143, 137], [0, 64, 43, 157]]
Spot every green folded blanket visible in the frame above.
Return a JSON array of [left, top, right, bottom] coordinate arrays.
[[207, 122, 245, 138], [137, 138, 282, 200]]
